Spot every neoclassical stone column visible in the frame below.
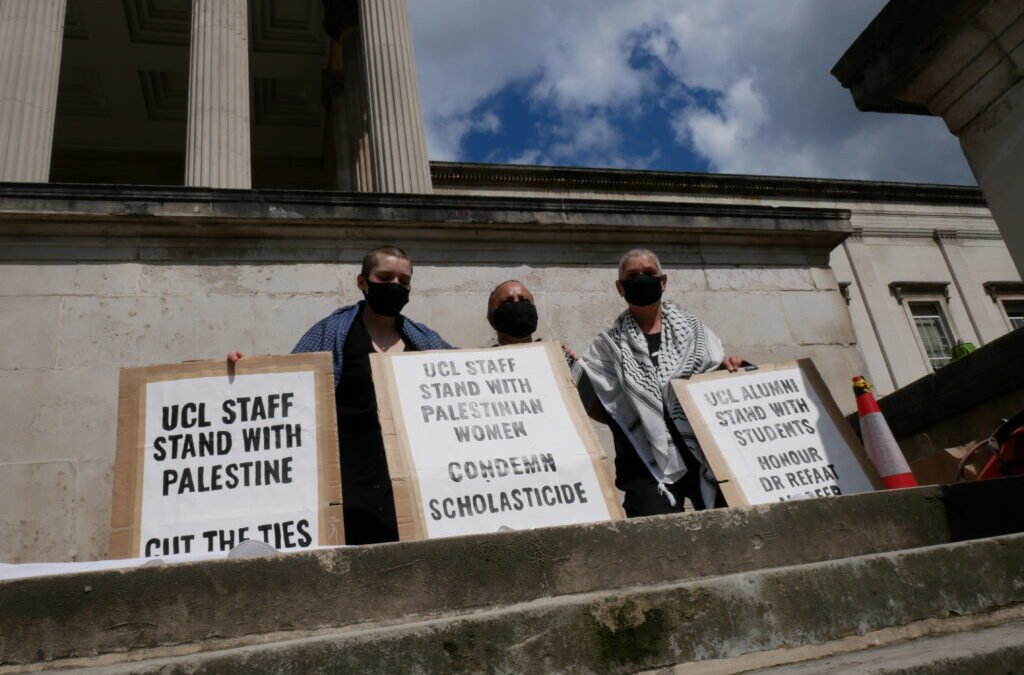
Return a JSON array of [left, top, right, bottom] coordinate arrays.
[[185, 0, 251, 189], [342, 30, 375, 192], [358, 0, 432, 193], [0, 0, 67, 183]]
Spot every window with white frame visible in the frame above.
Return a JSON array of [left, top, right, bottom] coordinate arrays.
[[909, 302, 955, 370], [1004, 300, 1024, 330], [889, 281, 958, 373], [983, 282, 1024, 333]]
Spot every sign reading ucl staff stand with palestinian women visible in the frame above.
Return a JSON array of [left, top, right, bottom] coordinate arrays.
[[672, 359, 883, 506], [110, 353, 343, 559], [371, 342, 623, 540]]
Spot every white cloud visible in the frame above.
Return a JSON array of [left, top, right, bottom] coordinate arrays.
[[507, 148, 543, 166], [550, 115, 619, 159], [409, 1, 662, 115], [506, 114, 662, 170], [425, 108, 504, 161], [476, 111, 501, 134], [408, 1, 975, 184], [673, 78, 767, 172]]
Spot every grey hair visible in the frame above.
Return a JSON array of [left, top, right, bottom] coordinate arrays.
[[617, 248, 662, 277]]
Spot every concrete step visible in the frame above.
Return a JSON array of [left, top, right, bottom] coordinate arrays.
[[747, 619, 1024, 674], [4, 478, 1024, 669], [31, 531, 1024, 674], [646, 606, 1024, 674]]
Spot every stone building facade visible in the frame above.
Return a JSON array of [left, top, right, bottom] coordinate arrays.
[[0, 0, 1020, 564], [431, 163, 1022, 396], [833, 0, 1024, 279]]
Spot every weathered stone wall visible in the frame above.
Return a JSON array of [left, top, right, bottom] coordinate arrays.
[[432, 168, 1020, 397], [0, 186, 860, 563]]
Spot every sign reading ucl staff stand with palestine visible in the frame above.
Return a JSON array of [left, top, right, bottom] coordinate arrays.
[[371, 343, 623, 540], [110, 353, 343, 559], [672, 359, 883, 507]]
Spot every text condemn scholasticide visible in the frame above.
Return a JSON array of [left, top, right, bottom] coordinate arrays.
[[387, 345, 614, 538]]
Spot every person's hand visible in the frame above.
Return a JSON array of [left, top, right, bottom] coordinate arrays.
[[721, 355, 745, 372], [227, 351, 245, 364], [560, 343, 579, 362]]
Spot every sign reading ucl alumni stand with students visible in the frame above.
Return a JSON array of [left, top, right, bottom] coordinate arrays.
[[672, 359, 883, 506], [371, 342, 623, 540], [110, 353, 343, 559]]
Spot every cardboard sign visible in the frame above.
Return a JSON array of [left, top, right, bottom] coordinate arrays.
[[110, 353, 343, 559], [371, 342, 623, 540], [672, 359, 882, 506]]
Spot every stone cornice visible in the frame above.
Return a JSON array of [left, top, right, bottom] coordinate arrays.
[[850, 226, 1003, 241], [0, 182, 850, 250], [889, 280, 951, 304], [429, 161, 985, 206], [983, 281, 1024, 300], [831, 0, 990, 115]]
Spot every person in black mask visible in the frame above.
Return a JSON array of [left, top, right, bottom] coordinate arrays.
[[486, 279, 577, 365], [573, 249, 745, 518], [229, 245, 451, 545]]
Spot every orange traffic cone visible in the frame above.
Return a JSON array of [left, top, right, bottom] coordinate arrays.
[[853, 376, 918, 489]]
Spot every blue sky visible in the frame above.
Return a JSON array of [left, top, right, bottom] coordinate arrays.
[[408, 1, 976, 185]]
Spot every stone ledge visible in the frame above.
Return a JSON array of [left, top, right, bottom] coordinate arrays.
[[430, 161, 984, 205], [855, 226, 1003, 241], [0, 181, 848, 225], [58, 533, 1024, 674], [649, 606, 1024, 674], [0, 182, 853, 256], [745, 619, 1024, 674], [3, 479, 1023, 666]]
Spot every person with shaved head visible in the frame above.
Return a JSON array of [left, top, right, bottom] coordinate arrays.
[[230, 245, 452, 545], [486, 279, 577, 364]]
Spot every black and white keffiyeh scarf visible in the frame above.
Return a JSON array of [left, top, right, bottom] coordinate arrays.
[[575, 301, 724, 505]]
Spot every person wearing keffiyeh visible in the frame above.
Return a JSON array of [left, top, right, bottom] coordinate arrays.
[[573, 249, 746, 517]]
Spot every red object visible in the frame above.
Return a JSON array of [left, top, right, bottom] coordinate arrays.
[[852, 375, 919, 489], [855, 389, 881, 416], [882, 473, 919, 489], [978, 415, 1024, 480]]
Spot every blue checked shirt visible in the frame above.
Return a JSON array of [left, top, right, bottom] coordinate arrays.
[[292, 301, 453, 385]]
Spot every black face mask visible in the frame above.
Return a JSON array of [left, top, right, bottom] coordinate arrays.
[[491, 301, 538, 338], [621, 274, 663, 307], [363, 280, 410, 317]]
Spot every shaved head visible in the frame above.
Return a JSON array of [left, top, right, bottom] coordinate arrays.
[[487, 280, 535, 316]]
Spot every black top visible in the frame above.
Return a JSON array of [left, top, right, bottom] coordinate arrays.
[[333, 307, 416, 544], [645, 332, 662, 368], [336, 306, 414, 433], [614, 331, 703, 492]]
